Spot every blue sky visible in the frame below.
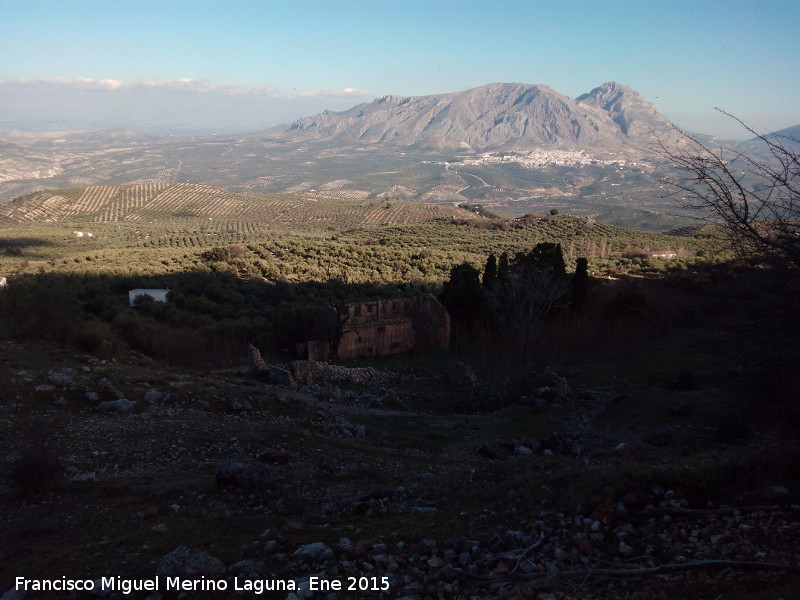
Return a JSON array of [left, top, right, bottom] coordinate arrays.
[[1, 0, 798, 136]]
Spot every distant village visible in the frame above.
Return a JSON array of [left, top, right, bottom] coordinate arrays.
[[453, 149, 633, 169]]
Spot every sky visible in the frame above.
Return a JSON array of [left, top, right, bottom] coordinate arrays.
[[1, 0, 798, 137]]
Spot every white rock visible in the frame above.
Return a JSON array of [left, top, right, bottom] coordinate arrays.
[[619, 541, 634, 556], [97, 398, 136, 414]]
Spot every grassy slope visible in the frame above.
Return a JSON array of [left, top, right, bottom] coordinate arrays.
[[1, 184, 797, 599]]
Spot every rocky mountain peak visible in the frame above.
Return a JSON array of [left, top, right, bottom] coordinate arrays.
[[281, 82, 680, 152], [577, 81, 671, 138]]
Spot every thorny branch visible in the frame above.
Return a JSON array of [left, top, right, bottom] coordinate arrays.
[[656, 110, 800, 267]]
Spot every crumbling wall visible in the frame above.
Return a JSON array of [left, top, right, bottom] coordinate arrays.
[[299, 294, 450, 360], [338, 320, 415, 359]]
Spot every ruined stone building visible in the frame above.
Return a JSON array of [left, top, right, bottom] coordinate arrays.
[[298, 294, 450, 361]]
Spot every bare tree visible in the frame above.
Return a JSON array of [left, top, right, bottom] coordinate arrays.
[[657, 110, 800, 267], [485, 266, 568, 358]]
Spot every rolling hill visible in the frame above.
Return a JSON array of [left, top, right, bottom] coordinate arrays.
[[0, 182, 476, 227]]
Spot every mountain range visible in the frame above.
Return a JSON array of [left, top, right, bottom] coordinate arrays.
[[0, 81, 796, 228], [280, 81, 683, 154]]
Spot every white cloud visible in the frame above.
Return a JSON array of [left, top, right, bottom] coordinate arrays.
[[0, 77, 370, 100], [0, 76, 375, 134], [298, 87, 373, 99]]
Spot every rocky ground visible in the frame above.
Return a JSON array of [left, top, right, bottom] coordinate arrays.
[[1, 338, 798, 600]]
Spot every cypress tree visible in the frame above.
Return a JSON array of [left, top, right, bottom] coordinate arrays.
[[483, 254, 498, 288], [498, 252, 511, 281], [571, 257, 589, 311]]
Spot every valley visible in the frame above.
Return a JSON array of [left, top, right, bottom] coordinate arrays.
[[1, 80, 798, 600], [0, 81, 731, 231]]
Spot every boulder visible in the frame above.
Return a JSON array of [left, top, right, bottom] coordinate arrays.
[[293, 542, 333, 561], [143, 390, 165, 403], [97, 377, 124, 399], [247, 344, 268, 373]]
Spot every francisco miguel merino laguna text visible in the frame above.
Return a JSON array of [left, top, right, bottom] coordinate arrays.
[[16, 575, 391, 594]]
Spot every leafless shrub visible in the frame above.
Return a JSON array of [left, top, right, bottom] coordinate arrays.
[[657, 110, 800, 267]]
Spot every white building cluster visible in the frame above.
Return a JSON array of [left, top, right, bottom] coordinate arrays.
[[454, 149, 630, 169]]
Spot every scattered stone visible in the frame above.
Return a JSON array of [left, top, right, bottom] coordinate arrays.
[[230, 398, 253, 411], [228, 559, 265, 574], [97, 377, 124, 398], [771, 485, 790, 498], [47, 368, 77, 389], [293, 542, 332, 561], [143, 390, 164, 403], [156, 547, 224, 578], [97, 398, 136, 414], [191, 399, 210, 410], [290, 360, 389, 386]]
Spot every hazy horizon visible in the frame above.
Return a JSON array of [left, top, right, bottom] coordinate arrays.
[[1, 0, 798, 139]]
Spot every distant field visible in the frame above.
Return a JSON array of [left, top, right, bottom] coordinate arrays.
[[0, 131, 702, 232], [0, 182, 474, 227], [0, 183, 732, 287]]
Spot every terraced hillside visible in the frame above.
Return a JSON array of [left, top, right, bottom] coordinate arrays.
[[0, 183, 475, 227]]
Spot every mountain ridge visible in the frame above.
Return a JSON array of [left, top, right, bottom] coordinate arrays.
[[279, 81, 683, 153]]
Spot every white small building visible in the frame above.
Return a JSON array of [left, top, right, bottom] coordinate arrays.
[[128, 288, 169, 307], [0, 276, 7, 288]]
